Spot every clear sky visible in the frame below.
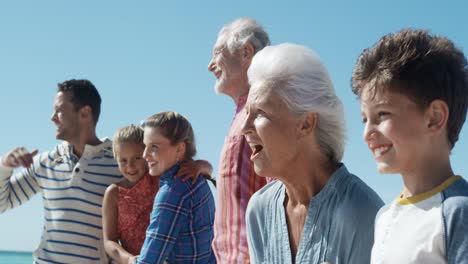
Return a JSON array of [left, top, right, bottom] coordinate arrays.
[[0, 0, 466, 252]]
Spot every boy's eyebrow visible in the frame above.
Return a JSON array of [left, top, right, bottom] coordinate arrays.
[[374, 102, 391, 107], [365, 99, 391, 107]]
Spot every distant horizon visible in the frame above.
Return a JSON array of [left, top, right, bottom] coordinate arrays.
[[0, 250, 32, 253], [0, 250, 33, 264]]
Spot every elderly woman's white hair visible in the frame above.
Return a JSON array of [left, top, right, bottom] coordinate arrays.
[[248, 43, 346, 162], [219, 17, 270, 54]]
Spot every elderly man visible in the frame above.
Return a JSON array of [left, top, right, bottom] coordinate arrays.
[[242, 43, 384, 264], [207, 18, 271, 263], [0, 80, 122, 263]]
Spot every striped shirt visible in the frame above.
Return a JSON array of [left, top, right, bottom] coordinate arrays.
[[136, 164, 216, 264], [0, 139, 122, 264], [212, 95, 271, 263]]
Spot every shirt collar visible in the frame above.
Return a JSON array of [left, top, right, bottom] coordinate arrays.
[[307, 163, 349, 203], [159, 163, 181, 182], [62, 137, 113, 160], [235, 94, 248, 113], [85, 137, 113, 155]]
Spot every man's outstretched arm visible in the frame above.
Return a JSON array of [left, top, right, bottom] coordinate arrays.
[[0, 147, 40, 213]]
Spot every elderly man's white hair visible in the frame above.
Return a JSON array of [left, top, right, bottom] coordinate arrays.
[[219, 17, 270, 54], [248, 43, 346, 162]]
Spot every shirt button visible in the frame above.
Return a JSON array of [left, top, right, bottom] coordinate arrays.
[[75, 168, 80, 173]]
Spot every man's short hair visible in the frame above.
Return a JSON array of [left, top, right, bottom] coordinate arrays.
[[351, 29, 468, 148], [57, 79, 102, 125], [219, 17, 270, 54]]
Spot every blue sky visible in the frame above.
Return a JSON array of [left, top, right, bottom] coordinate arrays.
[[0, 0, 466, 252]]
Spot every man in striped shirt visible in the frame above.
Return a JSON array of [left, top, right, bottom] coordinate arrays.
[[0, 79, 123, 263], [207, 18, 272, 263]]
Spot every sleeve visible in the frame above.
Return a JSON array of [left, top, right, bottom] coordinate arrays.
[[333, 184, 383, 264], [443, 196, 468, 264], [136, 181, 190, 264], [0, 156, 41, 213], [246, 192, 265, 264], [347, 208, 379, 264]]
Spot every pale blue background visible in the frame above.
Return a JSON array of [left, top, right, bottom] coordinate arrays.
[[0, 0, 466, 252]]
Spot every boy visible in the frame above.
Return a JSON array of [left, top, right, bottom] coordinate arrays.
[[352, 29, 468, 263]]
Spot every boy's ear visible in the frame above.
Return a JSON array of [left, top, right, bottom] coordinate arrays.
[[298, 112, 317, 138], [426, 99, 449, 134]]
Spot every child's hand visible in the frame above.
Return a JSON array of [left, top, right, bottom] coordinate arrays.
[[175, 160, 213, 184], [128, 255, 138, 264]]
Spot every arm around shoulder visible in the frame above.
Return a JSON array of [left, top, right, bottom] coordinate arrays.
[[175, 159, 214, 184]]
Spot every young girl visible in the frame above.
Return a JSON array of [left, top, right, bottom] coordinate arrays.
[[102, 125, 212, 264], [136, 112, 216, 263]]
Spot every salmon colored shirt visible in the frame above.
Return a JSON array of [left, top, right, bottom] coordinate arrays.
[[212, 95, 272, 263]]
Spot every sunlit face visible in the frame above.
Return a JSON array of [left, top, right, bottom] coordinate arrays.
[[207, 33, 245, 95], [143, 127, 185, 177], [115, 142, 148, 184], [241, 86, 302, 178], [361, 89, 429, 175], [50, 91, 81, 142]]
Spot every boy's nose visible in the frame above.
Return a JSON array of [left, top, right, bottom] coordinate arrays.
[[363, 123, 377, 143]]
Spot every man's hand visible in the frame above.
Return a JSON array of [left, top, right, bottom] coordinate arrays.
[[175, 160, 213, 184], [1, 147, 38, 168]]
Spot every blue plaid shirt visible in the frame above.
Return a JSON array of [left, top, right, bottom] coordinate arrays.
[[136, 164, 216, 264]]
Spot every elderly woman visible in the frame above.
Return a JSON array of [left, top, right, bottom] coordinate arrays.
[[242, 44, 383, 264]]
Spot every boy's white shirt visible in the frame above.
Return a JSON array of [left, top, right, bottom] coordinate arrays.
[[371, 176, 462, 264], [371, 194, 446, 263]]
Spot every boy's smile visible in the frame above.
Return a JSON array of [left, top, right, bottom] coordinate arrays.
[[370, 143, 392, 159], [360, 89, 430, 175]]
